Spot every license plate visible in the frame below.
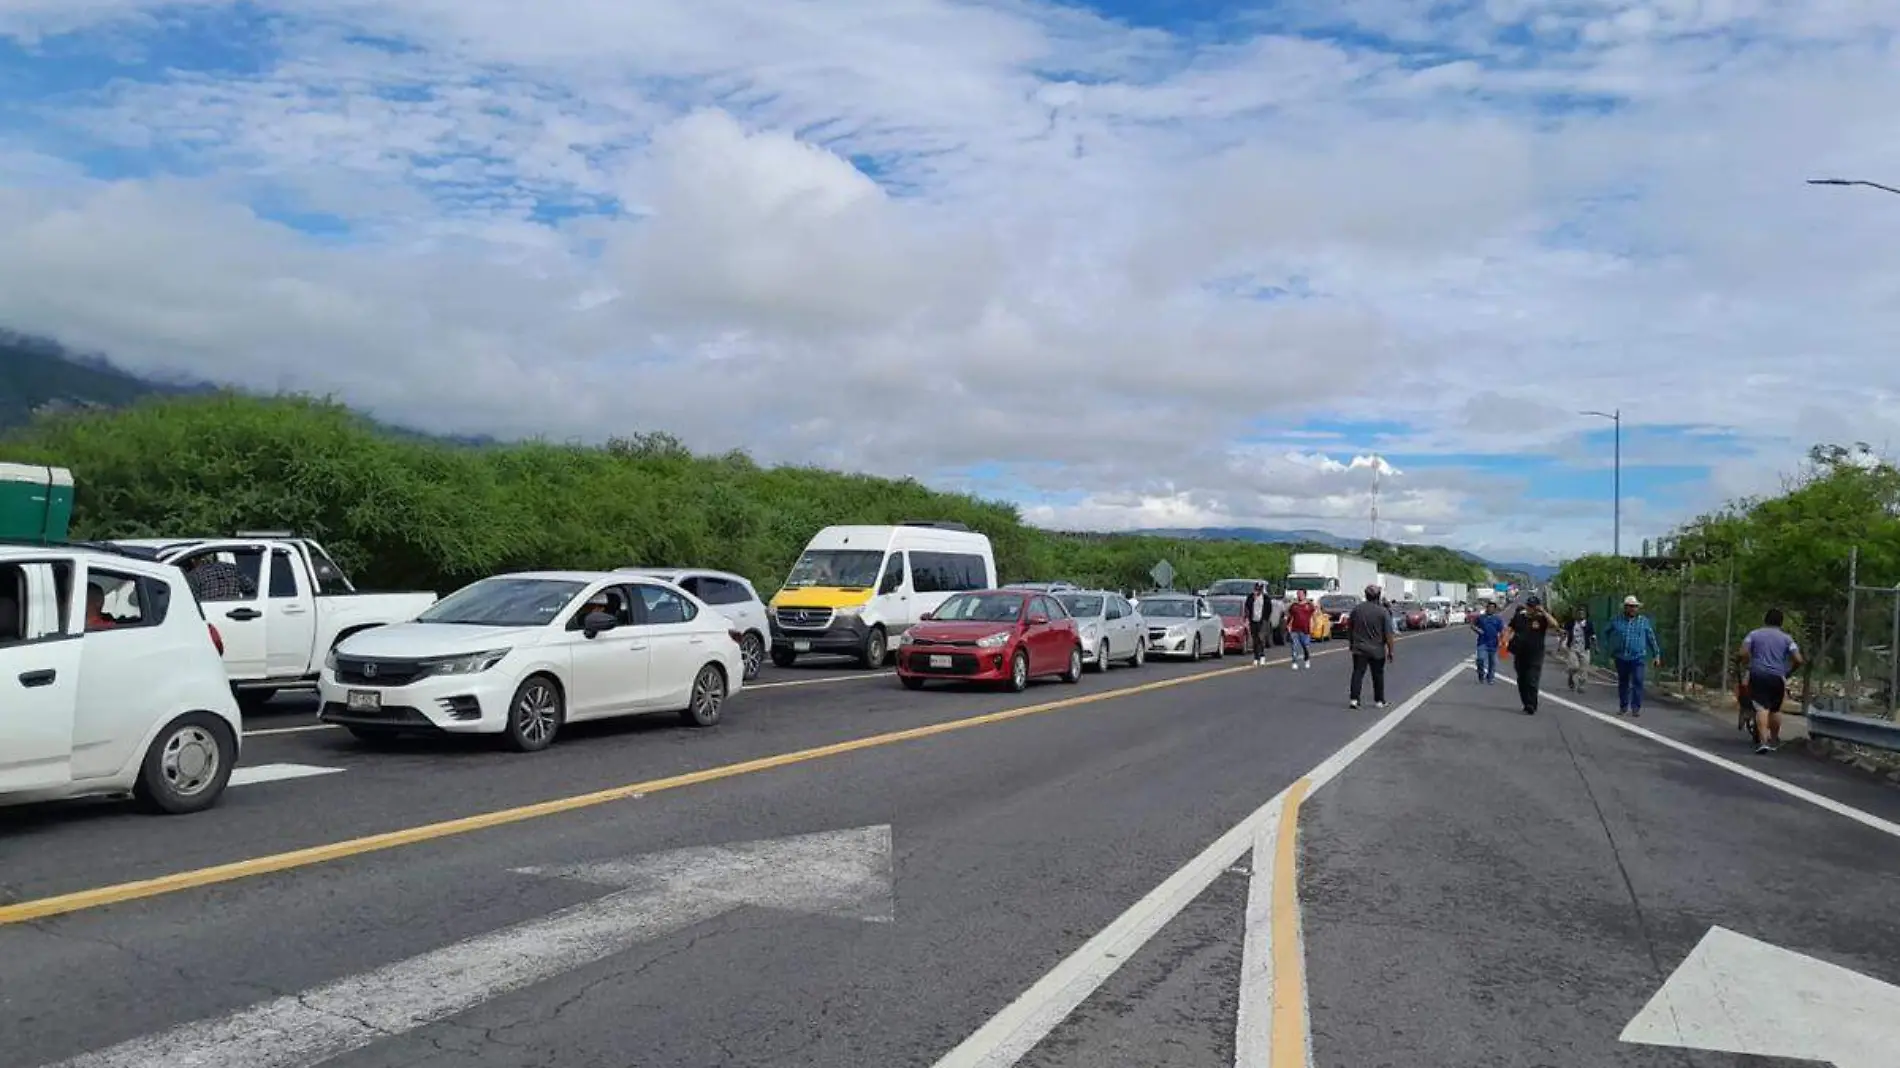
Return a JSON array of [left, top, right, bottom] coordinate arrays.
[[929, 655, 952, 669], [794, 640, 812, 652], [346, 690, 382, 712]]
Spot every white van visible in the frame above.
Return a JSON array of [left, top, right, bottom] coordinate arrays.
[[769, 522, 996, 668]]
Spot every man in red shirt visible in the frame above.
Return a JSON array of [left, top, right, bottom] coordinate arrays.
[[1284, 590, 1316, 670]]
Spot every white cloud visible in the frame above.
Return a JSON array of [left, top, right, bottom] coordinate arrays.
[[2, 0, 1898, 561]]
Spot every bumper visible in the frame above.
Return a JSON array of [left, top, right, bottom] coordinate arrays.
[[896, 645, 1015, 682], [1223, 630, 1249, 652], [771, 612, 873, 656], [1147, 631, 1195, 656], [317, 670, 515, 734]]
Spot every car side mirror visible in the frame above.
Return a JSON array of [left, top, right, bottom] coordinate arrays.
[[1027, 613, 1050, 626], [919, 610, 934, 621], [583, 611, 617, 637]]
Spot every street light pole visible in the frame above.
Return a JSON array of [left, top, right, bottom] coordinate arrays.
[[1807, 177, 1900, 197], [1581, 408, 1621, 556]]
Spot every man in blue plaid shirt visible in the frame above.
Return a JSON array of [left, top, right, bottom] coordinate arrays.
[[1603, 594, 1663, 717]]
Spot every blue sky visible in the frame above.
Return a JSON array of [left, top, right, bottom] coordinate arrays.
[[1, 0, 1897, 561]]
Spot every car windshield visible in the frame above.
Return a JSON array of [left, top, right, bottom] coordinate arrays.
[[418, 577, 587, 627], [933, 592, 1025, 622], [1208, 596, 1246, 618], [1056, 594, 1104, 617], [1143, 599, 1196, 618], [782, 549, 884, 589], [1319, 595, 1356, 613], [1205, 579, 1254, 597]]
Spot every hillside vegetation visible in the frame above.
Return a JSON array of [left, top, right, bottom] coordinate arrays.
[[3, 393, 1493, 597]]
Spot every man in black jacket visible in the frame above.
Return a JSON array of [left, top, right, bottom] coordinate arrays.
[[1507, 596, 1557, 714], [1243, 581, 1273, 666], [1346, 584, 1395, 709]]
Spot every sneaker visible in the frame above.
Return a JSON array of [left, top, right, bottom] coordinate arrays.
[[1617, 707, 1628, 716], [1756, 744, 1773, 754], [1349, 699, 1360, 709], [1375, 700, 1387, 709], [1524, 707, 1536, 715], [1630, 708, 1641, 718]]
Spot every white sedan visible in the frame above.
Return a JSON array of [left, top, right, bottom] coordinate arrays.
[[318, 571, 746, 751], [1134, 593, 1225, 660]]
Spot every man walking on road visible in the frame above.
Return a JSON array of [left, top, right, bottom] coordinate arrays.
[[1471, 602, 1504, 684], [1604, 594, 1663, 717], [1244, 581, 1274, 666], [1346, 584, 1395, 709], [1560, 605, 1597, 692], [1506, 596, 1556, 714], [1740, 608, 1804, 755], [1285, 589, 1316, 670]]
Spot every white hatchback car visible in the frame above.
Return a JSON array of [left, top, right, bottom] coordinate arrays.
[[619, 567, 768, 681], [1, 544, 242, 814], [318, 571, 746, 751]]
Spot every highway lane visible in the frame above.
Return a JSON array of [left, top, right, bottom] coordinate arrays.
[[1, 630, 1467, 1068]]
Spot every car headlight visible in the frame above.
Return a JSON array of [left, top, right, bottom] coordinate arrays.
[[422, 649, 511, 676], [323, 645, 338, 671], [975, 632, 1012, 649], [1080, 623, 1100, 641], [832, 605, 861, 619], [1167, 624, 1186, 636], [893, 632, 911, 647]]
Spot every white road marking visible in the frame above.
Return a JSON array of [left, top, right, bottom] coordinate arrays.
[[1508, 676, 1900, 842], [242, 723, 336, 738], [49, 826, 894, 1068], [748, 670, 895, 690], [1621, 925, 1899, 1067], [226, 763, 345, 787], [929, 658, 1470, 1068], [1231, 792, 1289, 1068]]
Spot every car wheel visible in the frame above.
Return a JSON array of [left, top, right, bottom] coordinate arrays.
[[1007, 649, 1030, 692], [771, 646, 798, 669], [134, 712, 236, 815], [505, 675, 563, 753], [739, 632, 765, 681], [679, 664, 726, 727], [1091, 641, 1111, 673], [861, 627, 887, 669], [900, 675, 927, 691], [1062, 645, 1084, 683], [1130, 639, 1146, 667], [1213, 634, 1225, 658]]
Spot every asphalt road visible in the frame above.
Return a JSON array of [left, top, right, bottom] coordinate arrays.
[[4, 631, 1899, 1068]]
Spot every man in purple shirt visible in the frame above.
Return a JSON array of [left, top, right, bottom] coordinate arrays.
[[1740, 608, 1804, 755]]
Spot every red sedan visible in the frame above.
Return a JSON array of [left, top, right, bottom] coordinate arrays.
[[1208, 595, 1252, 654], [897, 589, 1084, 692]]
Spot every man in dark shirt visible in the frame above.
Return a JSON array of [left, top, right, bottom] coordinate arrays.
[[1346, 584, 1396, 709], [1506, 596, 1557, 714], [183, 555, 258, 602]]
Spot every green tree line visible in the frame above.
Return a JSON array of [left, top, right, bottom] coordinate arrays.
[[4, 394, 1493, 599]]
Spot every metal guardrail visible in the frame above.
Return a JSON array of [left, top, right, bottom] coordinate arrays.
[[1805, 703, 1900, 753]]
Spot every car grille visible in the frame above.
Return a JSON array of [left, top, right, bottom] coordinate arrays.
[[906, 652, 982, 675], [333, 657, 428, 687], [318, 702, 436, 727], [1149, 627, 1173, 642], [774, 606, 832, 630]]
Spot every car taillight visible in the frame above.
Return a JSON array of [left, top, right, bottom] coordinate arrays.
[[728, 629, 744, 645], [208, 623, 225, 654]]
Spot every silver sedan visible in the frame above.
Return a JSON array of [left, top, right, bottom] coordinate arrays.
[[1056, 589, 1148, 671], [1132, 594, 1224, 660]]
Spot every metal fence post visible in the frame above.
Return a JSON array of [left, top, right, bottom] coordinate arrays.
[[1847, 546, 1859, 709], [1720, 559, 1736, 696], [1889, 587, 1899, 717], [1677, 564, 1689, 687]]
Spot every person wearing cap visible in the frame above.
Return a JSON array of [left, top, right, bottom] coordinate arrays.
[[1604, 594, 1663, 716], [1506, 595, 1558, 713], [1345, 583, 1395, 709], [1243, 581, 1274, 666]]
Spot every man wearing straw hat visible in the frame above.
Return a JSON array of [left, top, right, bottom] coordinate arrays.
[[1604, 594, 1663, 717]]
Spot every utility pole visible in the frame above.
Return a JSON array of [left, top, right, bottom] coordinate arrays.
[[1581, 409, 1622, 556]]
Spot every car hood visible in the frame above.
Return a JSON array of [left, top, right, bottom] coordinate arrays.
[[910, 620, 1021, 641], [337, 622, 544, 658]]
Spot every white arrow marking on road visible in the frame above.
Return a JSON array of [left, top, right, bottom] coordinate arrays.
[[48, 824, 893, 1068], [1621, 926, 1900, 1068], [226, 763, 344, 787]]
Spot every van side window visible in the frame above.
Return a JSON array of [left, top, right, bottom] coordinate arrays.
[[877, 554, 906, 595], [911, 552, 986, 594]]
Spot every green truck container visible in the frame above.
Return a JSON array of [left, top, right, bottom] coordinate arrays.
[[0, 462, 74, 543]]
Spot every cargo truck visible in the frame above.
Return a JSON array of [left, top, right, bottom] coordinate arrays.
[[1287, 553, 1380, 600], [0, 463, 74, 543]]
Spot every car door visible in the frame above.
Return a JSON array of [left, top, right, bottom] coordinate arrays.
[[1197, 597, 1220, 650], [871, 551, 912, 635], [629, 583, 706, 709], [175, 541, 270, 679], [0, 558, 82, 792], [1031, 595, 1067, 671], [560, 585, 646, 721], [263, 547, 319, 678]]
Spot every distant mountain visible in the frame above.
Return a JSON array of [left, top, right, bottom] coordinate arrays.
[[1136, 526, 1557, 581], [0, 330, 207, 431], [0, 330, 495, 445]]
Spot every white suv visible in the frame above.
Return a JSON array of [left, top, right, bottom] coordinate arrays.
[[0, 544, 242, 814], [620, 567, 769, 680]]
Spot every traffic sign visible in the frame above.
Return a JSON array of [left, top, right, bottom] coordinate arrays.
[[1150, 560, 1175, 589]]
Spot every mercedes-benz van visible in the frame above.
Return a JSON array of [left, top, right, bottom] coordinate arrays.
[[769, 522, 996, 668]]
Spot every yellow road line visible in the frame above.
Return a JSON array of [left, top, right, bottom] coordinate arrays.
[[4, 632, 1443, 925], [1269, 777, 1312, 1065]]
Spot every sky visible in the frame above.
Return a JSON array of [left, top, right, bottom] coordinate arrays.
[[2, 1, 1898, 563]]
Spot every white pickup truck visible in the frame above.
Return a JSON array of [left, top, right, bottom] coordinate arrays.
[[110, 534, 436, 710]]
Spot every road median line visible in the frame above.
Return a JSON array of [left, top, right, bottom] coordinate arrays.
[[2, 648, 1372, 926]]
